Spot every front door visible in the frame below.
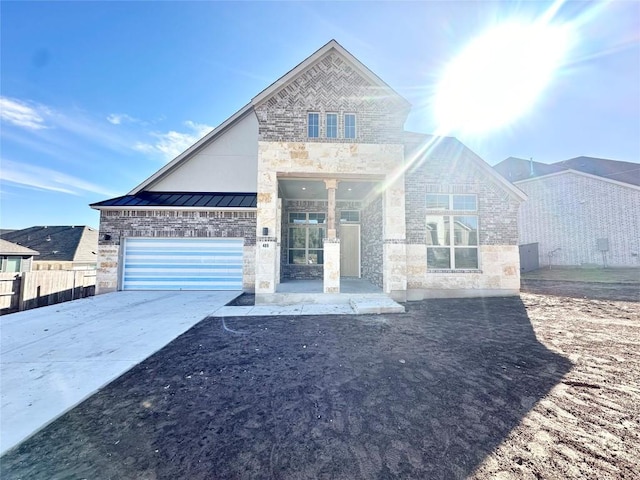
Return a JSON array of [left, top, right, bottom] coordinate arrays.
[[340, 224, 360, 277]]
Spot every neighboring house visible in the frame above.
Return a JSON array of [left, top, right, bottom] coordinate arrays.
[[0, 239, 39, 272], [0, 226, 98, 271], [494, 157, 640, 267], [91, 40, 526, 300]]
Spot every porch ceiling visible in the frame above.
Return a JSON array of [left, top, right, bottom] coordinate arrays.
[[278, 179, 378, 201]]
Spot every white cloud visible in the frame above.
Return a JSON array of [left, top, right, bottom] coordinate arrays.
[[0, 97, 49, 130], [107, 113, 137, 125], [134, 121, 213, 161], [0, 158, 119, 197]]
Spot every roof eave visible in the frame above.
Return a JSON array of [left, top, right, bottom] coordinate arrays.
[[514, 169, 640, 190], [91, 205, 257, 212]]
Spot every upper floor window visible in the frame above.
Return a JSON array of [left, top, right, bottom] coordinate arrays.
[[308, 112, 319, 138], [326, 113, 338, 138], [426, 194, 477, 211], [344, 113, 356, 139]]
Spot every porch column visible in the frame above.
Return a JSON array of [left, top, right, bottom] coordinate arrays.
[[324, 179, 338, 239], [383, 173, 407, 302], [323, 179, 340, 293], [255, 170, 279, 296]]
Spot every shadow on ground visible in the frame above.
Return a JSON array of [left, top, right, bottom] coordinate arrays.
[[1, 297, 572, 479]]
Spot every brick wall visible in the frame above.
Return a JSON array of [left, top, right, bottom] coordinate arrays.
[[517, 172, 640, 267], [98, 210, 257, 246], [96, 209, 257, 293], [254, 51, 410, 144], [403, 147, 522, 297], [405, 155, 520, 246]]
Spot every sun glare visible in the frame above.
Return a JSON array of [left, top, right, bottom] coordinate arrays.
[[434, 20, 572, 134]]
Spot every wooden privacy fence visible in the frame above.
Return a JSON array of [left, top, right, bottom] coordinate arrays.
[[0, 270, 96, 315]]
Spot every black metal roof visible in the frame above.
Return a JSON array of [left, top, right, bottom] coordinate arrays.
[[91, 192, 257, 208]]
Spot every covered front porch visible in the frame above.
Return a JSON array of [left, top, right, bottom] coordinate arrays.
[[254, 141, 408, 301]]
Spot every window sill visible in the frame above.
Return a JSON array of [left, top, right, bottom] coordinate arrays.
[[427, 269, 483, 274]]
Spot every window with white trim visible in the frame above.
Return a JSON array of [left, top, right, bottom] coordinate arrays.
[[344, 113, 356, 139], [326, 113, 338, 138], [426, 194, 478, 269], [288, 212, 326, 264], [339, 210, 360, 223], [308, 112, 319, 138], [426, 193, 477, 211]]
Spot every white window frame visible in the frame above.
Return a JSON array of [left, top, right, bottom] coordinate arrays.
[[426, 193, 477, 211], [326, 112, 338, 138], [426, 194, 479, 270], [308, 112, 320, 138], [344, 113, 356, 139], [288, 212, 326, 265]]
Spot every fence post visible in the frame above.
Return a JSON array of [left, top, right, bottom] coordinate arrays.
[[18, 271, 28, 311]]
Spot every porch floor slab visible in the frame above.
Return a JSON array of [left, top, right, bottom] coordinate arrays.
[[276, 278, 382, 294]]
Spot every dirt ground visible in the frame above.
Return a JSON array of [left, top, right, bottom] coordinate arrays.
[[1, 286, 638, 479]]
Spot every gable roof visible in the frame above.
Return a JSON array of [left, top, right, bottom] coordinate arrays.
[[494, 156, 640, 187], [124, 39, 411, 197], [514, 168, 640, 191], [251, 39, 411, 109], [493, 157, 563, 182], [0, 226, 97, 262], [404, 133, 527, 201], [0, 239, 39, 256], [91, 192, 257, 209], [556, 156, 640, 186]]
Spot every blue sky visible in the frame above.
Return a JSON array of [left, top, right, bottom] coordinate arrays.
[[1, 1, 638, 229]]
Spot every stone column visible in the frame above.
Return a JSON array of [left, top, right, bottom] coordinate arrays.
[[323, 239, 340, 293], [383, 173, 407, 301], [255, 168, 279, 296], [323, 178, 340, 293], [324, 178, 338, 239]]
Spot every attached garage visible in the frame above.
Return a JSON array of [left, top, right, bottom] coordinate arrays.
[[122, 238, 243, 291]]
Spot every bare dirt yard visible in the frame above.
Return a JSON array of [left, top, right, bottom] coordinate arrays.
[[1, 283, 638, 479]]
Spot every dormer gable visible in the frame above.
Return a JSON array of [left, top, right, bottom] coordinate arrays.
[[251, 40, 411, 144]]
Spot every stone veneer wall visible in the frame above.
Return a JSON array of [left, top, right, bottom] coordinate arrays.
[[361, 194, 383, 288], [280, 199, 363, 281], [405, 151, 522, 297], [254, 51, 410, 145], [96, 209, 256, 294]]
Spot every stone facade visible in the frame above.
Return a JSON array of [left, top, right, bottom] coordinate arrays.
[[361, 195, 383, 288], [254, 141, 405, 294], [516, 172, 640, 267], [96, 209, 256, 293]]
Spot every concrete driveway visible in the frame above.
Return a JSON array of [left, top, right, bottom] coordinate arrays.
[[0, 290, 239, 455]]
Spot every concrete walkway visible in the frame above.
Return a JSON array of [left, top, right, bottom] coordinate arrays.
[[1, 289, 404, 455], [0, 291, 239, 455]]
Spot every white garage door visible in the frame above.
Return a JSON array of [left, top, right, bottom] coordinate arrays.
[[122, 238, 243, 290]]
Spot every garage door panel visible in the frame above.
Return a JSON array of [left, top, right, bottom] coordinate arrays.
[[123, 238, 243, 291]]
